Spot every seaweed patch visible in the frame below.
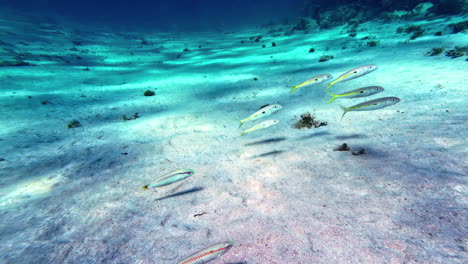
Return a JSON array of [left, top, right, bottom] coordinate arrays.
[[293, 113, 327, 129]]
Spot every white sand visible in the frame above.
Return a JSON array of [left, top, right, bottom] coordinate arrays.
[[0, 9, 467, 264]]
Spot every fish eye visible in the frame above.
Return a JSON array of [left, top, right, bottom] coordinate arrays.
[[360, 91, 364, 93], [315, 79, 318, 81], [354, 71, 357, 73], [262, 111, 265, 113]]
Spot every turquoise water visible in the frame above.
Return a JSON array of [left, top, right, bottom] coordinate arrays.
[[0, 2, 467, 263]]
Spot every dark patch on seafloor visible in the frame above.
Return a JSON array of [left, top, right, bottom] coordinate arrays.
[[334, 143, 350, 151], [293, 113, 327, 129]]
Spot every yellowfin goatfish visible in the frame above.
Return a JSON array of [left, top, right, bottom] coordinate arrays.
[[326, 65, 378, 90], [142, 169, 195, 190], [241, 119, 279, 136], [327, 86, 384, 103], [289, 74, 333, 94], [239, 104, 282, 128], [340, 97, 400, 120], [177, 241, 233, 264]]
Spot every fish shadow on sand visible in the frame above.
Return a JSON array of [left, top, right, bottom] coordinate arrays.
[[245, 137, 287, 146], [299, 131, 331, 140], [250, 150, 285, 159], [351, 146, 389, 159], [335, 134, 366, 140], [283, 64, 336, 76], [155, 187, 204, 201]]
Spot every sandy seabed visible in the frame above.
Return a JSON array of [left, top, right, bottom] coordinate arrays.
[[0, 9, 467, 264]]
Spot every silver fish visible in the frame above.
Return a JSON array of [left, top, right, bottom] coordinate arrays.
[[241, 119, 279, 136], [289, 74, 333, 94], [327, 86, 384, 103], [143, 169, 195, 190], [340, 97, 400, 120], [239, 104, 282, 128], [326, 65, 378, 90]]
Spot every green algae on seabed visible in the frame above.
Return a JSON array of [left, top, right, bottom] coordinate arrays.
[[445, 46, 468, 58], [427, 47, 445, 56]]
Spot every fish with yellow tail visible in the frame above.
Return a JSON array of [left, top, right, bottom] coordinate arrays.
[[289, 74, 333, 94], [239, 104, 282, 128], [326, 65, 378, 90], [142, 169, 195, 190], [340, 97, 400, 120], [327, 86, 384, 103], [177, 241, 233, 264], [241, 119, 279, 136]]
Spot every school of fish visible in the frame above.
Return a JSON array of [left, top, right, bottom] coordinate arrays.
[[142, 64, 401, 264]]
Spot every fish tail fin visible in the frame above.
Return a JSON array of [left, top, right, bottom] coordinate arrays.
[[240, 131, 247, 136], [325, 83, 333, 90], [339, 105, 348, 121], [142, 185, 149, 190], [289, 86, 298, 94], [326, 91, 337, 104], [239, 121, 244, 128]]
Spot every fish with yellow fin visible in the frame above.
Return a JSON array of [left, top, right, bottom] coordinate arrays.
[[241, 120, 279, 136], [289, 74, 333, 94], [340, 97, 400, 120], [239, 104, 282, 128], [327, 86, 384, 103], [326, 65, 378, 90]]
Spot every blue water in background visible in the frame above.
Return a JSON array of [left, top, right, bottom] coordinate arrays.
[[2, 0, 463, 31], [0, 0, 304, 31]]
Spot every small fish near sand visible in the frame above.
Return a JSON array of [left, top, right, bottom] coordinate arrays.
[[327, 86, 384, 103], [241, 119, 279, 136], [142, 169, 195, 190], [177, 241, 233, 264], [340, 97, 401, 120], [289, 74, 333, 94], [239, 104, 282, 128], [326, 65, 378, 90]]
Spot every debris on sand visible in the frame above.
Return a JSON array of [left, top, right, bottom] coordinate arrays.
[[445, 46, 467, 59], [122, 113, 140, 121], [427, 47, 444, 56], [352, 148, 366, 155], [143, 90, 155, 96], [67, 120, 81, 129], [293, 113, 327, 129], [333, 143, 350, 151], [319, 55, 334, 62]]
